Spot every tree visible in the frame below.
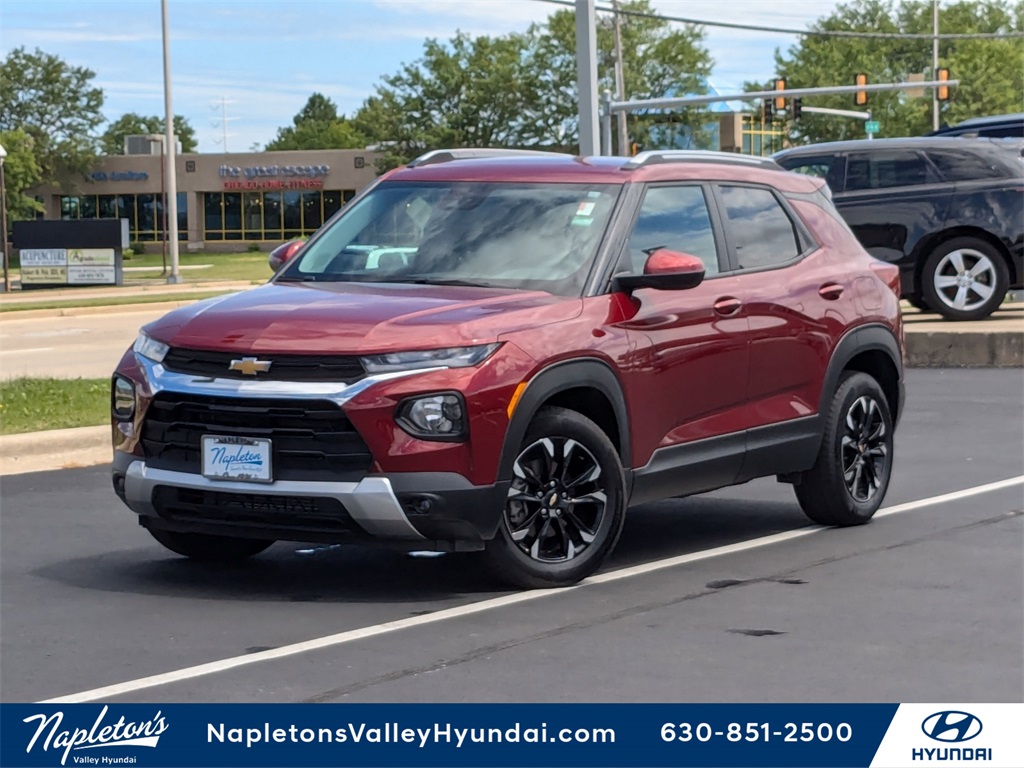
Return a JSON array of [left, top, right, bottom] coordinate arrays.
[[352, 1, 713, 169], [521, 1, 712, 152], [265, 93, 366, 151], [0, 47, 104, 185], [0, 129, 45, 221], [100, 113, 198, 154], [766, 0, 1023, 144]]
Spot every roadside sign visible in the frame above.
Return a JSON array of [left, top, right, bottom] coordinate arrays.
[[865, 120, 881, 134]]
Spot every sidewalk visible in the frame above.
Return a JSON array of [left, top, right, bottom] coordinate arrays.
[[0, 279, 257, 307]]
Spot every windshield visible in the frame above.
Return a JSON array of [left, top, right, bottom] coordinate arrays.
[[278, 181, 620, 295]]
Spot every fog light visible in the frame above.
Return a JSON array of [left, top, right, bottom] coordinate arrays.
[[397, 393, 466, 441], [112, 376, 136, 420]]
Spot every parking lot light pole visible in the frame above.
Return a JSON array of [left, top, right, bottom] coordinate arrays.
[[161, 0, 182, 284], [0, 143, 9, 293]]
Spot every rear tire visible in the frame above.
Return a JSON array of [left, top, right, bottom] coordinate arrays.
[[484, 407, 626, 589], [147, 529, 274, 562], [796, 372, 894, 527]]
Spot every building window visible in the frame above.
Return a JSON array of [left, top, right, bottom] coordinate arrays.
[[202, 190, 353, 241], [59, 193, 187, 240]]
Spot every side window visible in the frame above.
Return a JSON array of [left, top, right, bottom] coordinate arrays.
[[625, 186, 720, 276], [778, 154, 845, 193], [845, 151, 938, 191], [927, 150, 1006, 181], [717, 185, 802, 271]]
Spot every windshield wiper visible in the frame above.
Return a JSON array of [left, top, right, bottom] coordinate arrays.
[[274, 274, 317, 282], [397, 277, 500, 288]]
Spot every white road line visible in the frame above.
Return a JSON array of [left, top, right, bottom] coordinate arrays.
[[0, 347, 54, 355], [40, 475, 1024, 704]]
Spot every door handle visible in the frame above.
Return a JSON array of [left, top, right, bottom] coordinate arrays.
[[713, 297, 742, 315], [819, 283, 844, 300]]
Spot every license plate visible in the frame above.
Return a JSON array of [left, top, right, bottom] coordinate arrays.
[[201, 436, 272, 482]]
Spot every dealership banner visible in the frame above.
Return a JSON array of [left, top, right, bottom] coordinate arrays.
[[1, 703, 1020, 767]]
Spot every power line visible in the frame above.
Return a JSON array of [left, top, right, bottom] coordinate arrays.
[[532, 0, 1024, 40]]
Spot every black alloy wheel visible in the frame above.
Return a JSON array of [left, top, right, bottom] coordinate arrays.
[[796, 372, 894, 527], [484, 407, 626, 588]]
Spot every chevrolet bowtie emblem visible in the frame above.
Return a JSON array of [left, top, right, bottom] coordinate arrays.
[[229, 357, 273, 376]]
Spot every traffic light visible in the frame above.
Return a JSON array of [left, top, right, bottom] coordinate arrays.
[[854, 73, 868, 106], [762, 98, 774, 123], [774, 78, 787, 111], [936, 67, 951, 101], [791, 98, 803, 120]]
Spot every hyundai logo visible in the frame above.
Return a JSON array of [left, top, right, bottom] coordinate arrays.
[[921, 711, 983, 743]]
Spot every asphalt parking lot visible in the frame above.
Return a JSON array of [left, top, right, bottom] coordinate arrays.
[[1, 369, 1021, 705]]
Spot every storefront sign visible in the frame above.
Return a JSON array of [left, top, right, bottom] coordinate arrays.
[[222, 178, 325, 191], [90, 171, 149, 182], [21, 266, 69, 284], [18, 247, 117, 286], [218, 164, 330, 179]]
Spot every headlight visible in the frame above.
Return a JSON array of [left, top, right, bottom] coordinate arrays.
[[133, 332, 169, 363], [396, 393, 467, 441], [361, 343, 501, 374], [112, 376, 136, 419]]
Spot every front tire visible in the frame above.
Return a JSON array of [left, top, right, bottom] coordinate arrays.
[[921, 237, 1008, 321], [795, 372, 894, 527], [147, 529, 275, 562], [484, 407, 626, 588]]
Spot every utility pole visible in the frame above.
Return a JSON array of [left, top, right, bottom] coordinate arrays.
[[612, 1, 629, 155], [575, 0, 599, 156], [932, 0, 940, 131], [161, 0, 181, 283]]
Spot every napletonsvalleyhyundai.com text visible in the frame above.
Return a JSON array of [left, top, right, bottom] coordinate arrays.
[[208, 722, 616, 749]]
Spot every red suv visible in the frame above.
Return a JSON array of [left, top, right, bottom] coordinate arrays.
[[111, 149, 905, 588]]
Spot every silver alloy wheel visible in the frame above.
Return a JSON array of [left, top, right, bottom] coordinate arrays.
[[931, 248, 998, 312], [505, 437, 607, 563], [841, 395, 888, 503]]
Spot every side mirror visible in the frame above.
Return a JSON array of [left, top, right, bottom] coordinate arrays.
[[616, 249, 706, 293], [269, 239, 305, 272]]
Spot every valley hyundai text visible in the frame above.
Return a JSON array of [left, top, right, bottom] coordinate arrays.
[[111, 149, 905, 588]]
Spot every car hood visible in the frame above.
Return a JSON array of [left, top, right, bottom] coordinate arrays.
[[143, 281, 580, 354]]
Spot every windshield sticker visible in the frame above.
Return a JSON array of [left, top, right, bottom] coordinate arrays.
[[571, 215, 594, 226], [576, 202, 596, 216]]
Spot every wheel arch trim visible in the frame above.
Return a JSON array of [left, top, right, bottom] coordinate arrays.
[[496, 358, 631, 483], [822, 323, 905, 427]]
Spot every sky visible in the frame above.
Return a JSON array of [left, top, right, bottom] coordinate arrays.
[[2, 0, 842, 152]]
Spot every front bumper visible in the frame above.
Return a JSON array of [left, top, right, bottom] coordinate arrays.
[[113, 454, 508, 550]]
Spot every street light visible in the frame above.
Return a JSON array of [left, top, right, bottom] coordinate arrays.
[[0, 143, 9, 293], [161, 0, 181, 283]]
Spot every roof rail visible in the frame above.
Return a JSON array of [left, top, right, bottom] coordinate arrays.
[[622, 150, 781, 170], [407, 148, 567, 168]]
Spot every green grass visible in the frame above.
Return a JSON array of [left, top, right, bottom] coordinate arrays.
[[0, 290, 237, 313], [0, 377, 109, 435], [124, 251, 273, 282]]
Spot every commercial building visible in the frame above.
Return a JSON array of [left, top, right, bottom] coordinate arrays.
[[28, 148, 380, 251]]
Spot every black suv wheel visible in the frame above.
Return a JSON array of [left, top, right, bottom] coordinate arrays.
[[921, 237, 1008, 321], [484, 407, 626, 588], [795, 372, 894, 527]]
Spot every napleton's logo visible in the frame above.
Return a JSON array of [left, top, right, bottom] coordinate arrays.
[[229, 357, 273, 376], [23, 705, 168, 765]]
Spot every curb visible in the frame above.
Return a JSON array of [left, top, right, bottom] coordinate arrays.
[[0, 298, 226, 321], [905, 330, 1024, 368], [0, 425, 111, 476]]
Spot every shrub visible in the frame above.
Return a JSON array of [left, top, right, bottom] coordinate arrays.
[[129, 241, 146, 255], [246, 242, 262, 253]]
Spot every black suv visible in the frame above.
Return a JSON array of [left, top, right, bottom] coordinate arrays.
[[930, 113, 1024, 140], [775, 137, 1023, 320]]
